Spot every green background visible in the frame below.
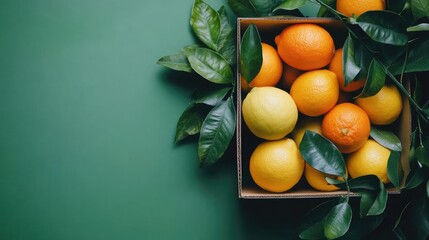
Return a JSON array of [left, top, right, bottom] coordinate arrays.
[[0, 1, 398, 239]]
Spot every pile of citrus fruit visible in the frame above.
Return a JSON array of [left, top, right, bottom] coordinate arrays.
[[241, 6, 403, 193]]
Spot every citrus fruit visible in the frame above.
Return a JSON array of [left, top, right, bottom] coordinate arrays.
[[322, 103, 370, 153], [346, 139, 391, 183], [355, 84, 403, 125], [249, 138, 305, 193], [290, 69, 339, 117], [291, 116, 323, 148], [275, 23, 335, 71], [280, 64, 304, 90], [304, 163, 340, 192], [336, 0, 385, 17], [328, 48, 366, 92], [242, 87, 298, 140], [244, 43, 283, 87]]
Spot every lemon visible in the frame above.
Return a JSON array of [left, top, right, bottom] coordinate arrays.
[[346, 139, 391, 183], [242, 87, 298, 140], [304, 163, 340, 192], [249, 138, 305, 193]]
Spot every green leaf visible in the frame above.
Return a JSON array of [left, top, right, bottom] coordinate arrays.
[[192, 86, 231, 106], [359, 181, 387, 217], [343, 35, 361, 86], [184, 47, 233, 84], [415, 145, 429, 168], [227, 0, 258, 17], [175, 104, 208, 142], [240, 24, 262, 83], [411, 0, 429, 20], [356, 58, 385, 98], [407, 23, 429, 32], [190, 0, 221, 50], [335, 175, 380, 191], [299, 199, 338, 240], [387, 151, 403, 189], [402, 39, 429, 73], [339, 212, 386, 240], [404, 165, 426, 189], [274, 0, 308, 11], [355, 10, 408, 46], [427, 180, 429, 197], [317, 0, 336, 17], [370, 126, 402, 151], [250, 0, 277, 16], [198, 97, 236, 166], [217, 6, 236, 65], [352, 40, 373, 81], [324, 202, 352, 239], [157, 51, 193, 72], [299, 131, 347, 178]]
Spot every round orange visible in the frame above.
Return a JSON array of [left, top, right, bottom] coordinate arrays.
[[280, 64, 304, 90], [328, 48, 366, 92], [244, 43, 283, 87], [275, 23, 335, 71], [322, 103, 370, 153], [290, 69, 339, 117], [336, 0, 385, 17]]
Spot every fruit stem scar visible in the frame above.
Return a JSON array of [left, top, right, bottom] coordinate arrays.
[[341, 128, 349, 136]]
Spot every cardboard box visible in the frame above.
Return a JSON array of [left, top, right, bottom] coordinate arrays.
[[236, 17, 411, 198]]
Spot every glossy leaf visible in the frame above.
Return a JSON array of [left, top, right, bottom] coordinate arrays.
[[355, 11, 408, 46], [404, 165, 426, 189], [299, 131, 347, 178], [359, 181, 387, 217], [299, 199, 338, 240], [415, 145, 429, 168], [317, 0, 336, 17], [407, 23, 429, 32], [324, 202, 352, 239], [352, 39, 373, 81], [334, 175, 380, 191], [387, 151, 403, 189], [343, 35, 361, 86], [175, 104, 208, 142], [217, 6, 236, 64], [192, 86, 231, 106], [227, 0, 258, 17], [339, 212, 386, 240], [250, 0, 279, 16], [190, 0, 221, 50], [356, 58, 385, 98], [274, 0, 307, 11], [157, 51, 193, 72], [198, 97, 236, 166], [240, 24, 262, 83], [370, 126, 402, 151], [411, 0, 429, 20], [402, 39, 429, 73], [184, 47, 233, 84]]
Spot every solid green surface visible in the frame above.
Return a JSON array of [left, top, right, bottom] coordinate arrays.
[[0, 1, 347, 239]]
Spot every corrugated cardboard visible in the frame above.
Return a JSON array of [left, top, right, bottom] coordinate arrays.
[[236, 17, 411, 199]]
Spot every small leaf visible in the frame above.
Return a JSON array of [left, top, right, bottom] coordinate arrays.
[[299, 199, 338, 240], [227, 0, 258, 17], [175, 104, 208, 142], [343, 35, 361, 86], [299, 131, 347, 178], [407, 23, 429, 32], [217, 6, 236, 64], [370, 126, 402, 151], [274, 0, 308, 11], [387, 151, 403, 189], [240, 24, 262, 83], [198, 97, 236, 166], [157, 51, 193, 72], [355, 11, 408, 46], [359, 181, 387, 217], [411, 0, 429, 20], [389, 39, 429, 74], [404, 165, 426, 189], [415, 145, 429, 168], [317, 0, 336, 17], [356, 58, 385, 98], [250, 0, 278, 16], [192, 86, 231, 106], [324, 202, 352, 239], [184, 47, 233, 84], [190, 0, 221, 50]]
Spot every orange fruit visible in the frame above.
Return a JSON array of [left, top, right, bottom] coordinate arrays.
[[347, 139, 391, 184], [249, 138, 305, 193], [280, 64, 304, 90], [336, 0, 385, 17], [243, 43, 283, 87], [322, 103, 371, 153], [290, 69, 339, 117], [328, 48, 366, 92], [275, 23, 335, 71], [355, 84, 403, 125], [304, 163, 341, 192]]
